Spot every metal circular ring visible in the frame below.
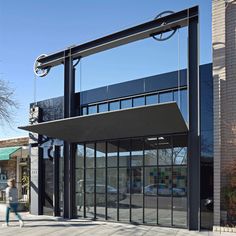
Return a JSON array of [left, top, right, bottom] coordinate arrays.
[[33, 54, 50, 77], [152, 10, 177, 41]]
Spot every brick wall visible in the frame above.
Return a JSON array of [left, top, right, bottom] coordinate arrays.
[[213, 0, 236, 226]]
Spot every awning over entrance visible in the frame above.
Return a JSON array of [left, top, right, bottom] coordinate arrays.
[[19, 102, 188, 143], [0, 146, 21, 161]]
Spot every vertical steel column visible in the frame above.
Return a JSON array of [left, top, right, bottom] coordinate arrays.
[[187, 7, 200, 230], [63, 50, 76, 219], [53, 145, 60, 216]]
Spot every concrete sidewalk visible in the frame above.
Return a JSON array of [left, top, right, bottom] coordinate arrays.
[[0, 212, 233, 236]]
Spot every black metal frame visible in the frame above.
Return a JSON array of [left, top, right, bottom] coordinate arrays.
[[35, 6, 199, 230]]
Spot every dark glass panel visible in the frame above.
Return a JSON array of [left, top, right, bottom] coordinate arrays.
[[159, 91, 173, 103], [119, 139, 130, 167], [85, 192, 95, 219], [118, 168, 130, 222], [173, 197, 187, 227], [144, 167, 158, 195], [144, 138, 157, 166], [121, 99, 132, 109], [158, 136, 172, 165], [86, 143, 95, 168], [98, 103, 108, 113], [131, 138, 143, 167], [96, 142, 106, 168], [109, 101, 120, 111], [180, 89, 188, 122], [133, 96, 145, 107], [86, 169, 94, 192], [88, 105, 97, 114], [76, 144, 84, 168], [107, 168, 118, 221], [146, 94, 158, 105]]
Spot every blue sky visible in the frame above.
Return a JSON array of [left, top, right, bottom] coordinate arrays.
[[0, 0, 212, 138]]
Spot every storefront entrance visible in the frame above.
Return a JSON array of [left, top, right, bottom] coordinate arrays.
[[75, 134, 187, 227]]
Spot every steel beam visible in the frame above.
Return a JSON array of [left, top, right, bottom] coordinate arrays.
[[37, 6, 198, 70], [187, 7, 200, 230]]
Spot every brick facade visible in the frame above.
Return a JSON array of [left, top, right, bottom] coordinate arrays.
[[213, 0, 236, 226]]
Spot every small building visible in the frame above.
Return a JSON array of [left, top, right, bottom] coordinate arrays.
[[0, 136, 29, 201]]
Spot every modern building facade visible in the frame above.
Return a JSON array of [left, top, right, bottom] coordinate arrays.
[[22, 63, 213, 230], [19, 5, 234, 231]]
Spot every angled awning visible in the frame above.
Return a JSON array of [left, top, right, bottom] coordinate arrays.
[[19, 102, 188, 143], [0, 146, 21, 161]]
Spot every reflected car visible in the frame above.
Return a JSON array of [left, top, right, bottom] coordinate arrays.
[[144, 184, 186, 196], [84, 184, 126, 204]]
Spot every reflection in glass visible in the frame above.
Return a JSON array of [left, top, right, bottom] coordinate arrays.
[[119, 139, 130, 167], [159, 91, 173, 103], [144, 167, 157, 224], [119, 168, 130, 222], [173, 147, 187, 165], [109, 101, 120, 111], [107, 141, 118, 167], [96, 142, 106, 168], [173, 167, 187, 197], [121, 99, 132, 109], [107, 168, 118, 221], [96, 166, 106, 219], [158, 136, 172, 165], [131, 138, 143, 167], [158, 167, 172, 196], [146, 94, 158, 105], [76, 144, 84, 168], [131, 168, 143, 223], [133, 96, 145, 107], [158, 197, 171, 226], [82, 106, 87, 115], [173, 197, 187, 227], [144, 138, 157, 166], [88, 105, 97, 114], [98, 103, 108, 113], [86, 144, 95, 168]]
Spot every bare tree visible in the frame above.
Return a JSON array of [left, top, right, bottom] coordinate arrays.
[[0, 79, 18, 125]]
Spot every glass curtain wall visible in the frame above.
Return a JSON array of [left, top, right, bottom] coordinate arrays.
[[75, 134, 187, 227]]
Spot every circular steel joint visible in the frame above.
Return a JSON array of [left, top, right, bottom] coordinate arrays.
[[152, 10, 177, 42], [33, 54, 50, 77]]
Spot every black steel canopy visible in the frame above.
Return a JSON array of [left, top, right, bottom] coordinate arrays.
[[20, 103, 188, 143]]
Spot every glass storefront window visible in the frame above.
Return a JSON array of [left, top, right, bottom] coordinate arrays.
[[75, 134, 188, 227], [109, 101, 120, 111], [131, 138, 143, 167], [107, 141, 118, 167], [144, 138, 157, 166], [98, 103, 108, 113], [159, 91, 173, 103], [86, 143, 95, 168], [121, 99, 132, 109], [133, 96, 145, 107], [88, 105, 97, 114], [158, 136, 172, 165], [96, 142, 106, 168], [146, 94, 158, 105]]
